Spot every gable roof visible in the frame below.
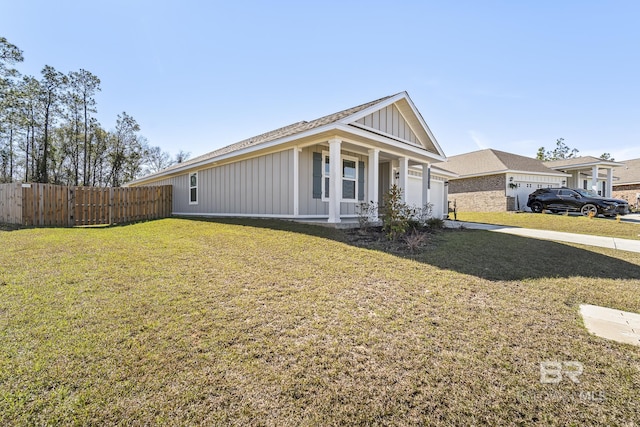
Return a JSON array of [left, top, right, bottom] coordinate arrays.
[[614, 158, 640, 185], [433, 149, 567, 178], [544, 156, 623, 169], [128, 92, 446, 185]]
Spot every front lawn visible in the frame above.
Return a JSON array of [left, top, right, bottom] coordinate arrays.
[[456, 211, 640, 240], [1, 218, 639, 425]]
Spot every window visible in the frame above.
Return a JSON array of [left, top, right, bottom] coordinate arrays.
[[189, 172, 198, 205], [342, 159, 357, 199], [324, 155, 330, 198], [320, 151, 363, 202]]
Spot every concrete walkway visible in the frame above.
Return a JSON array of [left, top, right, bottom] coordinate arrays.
[[580, 304, 640, 347], [444, 220, 640, 253]]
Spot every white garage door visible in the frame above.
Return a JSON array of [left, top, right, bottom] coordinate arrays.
[[406, 175, 422, 207], [513, 183, 560, 211], [430, 180, 445, 218], [404, 176, 445, 218], [513, 184, 536, 211]]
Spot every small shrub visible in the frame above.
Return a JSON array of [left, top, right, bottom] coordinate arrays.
[[415, 203, 434, 226], [356, 201, 378, 231], [404, 230, 428, 251], [381, 185, 413, 240], [426, 217, 444, 229], [380, 188, 441, 239]]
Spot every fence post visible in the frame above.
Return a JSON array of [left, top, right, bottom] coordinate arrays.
[[109, 187, 114, 226], [68, 186, 75, 227]]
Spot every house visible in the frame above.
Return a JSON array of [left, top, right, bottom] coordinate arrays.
[[432, 149, 569, 212], [127, 92, 451, 223], [611, 157, 640, 209], [543, 156, 624, 197]]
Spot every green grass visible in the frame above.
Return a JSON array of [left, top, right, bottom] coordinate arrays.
[[1, 218, 640, 425], [456, 211, 640, 240]]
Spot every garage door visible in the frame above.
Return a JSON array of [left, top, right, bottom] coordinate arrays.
[[514, 183, 537, 211], [430, 180, 445, 218]]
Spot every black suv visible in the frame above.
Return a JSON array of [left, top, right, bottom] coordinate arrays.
[[527, 188, 630, 217]]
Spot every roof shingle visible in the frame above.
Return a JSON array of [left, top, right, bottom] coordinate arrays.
[[148, 94, 397, 175], [614, 158, 640, 185], [434, 149, 562, 177]]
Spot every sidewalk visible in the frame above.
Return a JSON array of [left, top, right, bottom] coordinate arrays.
[[444, 220, 640, 253]]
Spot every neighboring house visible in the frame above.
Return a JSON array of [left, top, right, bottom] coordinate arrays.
[[543, 156, 624, 198], [611, 157, 640, 209], [433, 149, 569, 212], [127, 92, 450, 223]]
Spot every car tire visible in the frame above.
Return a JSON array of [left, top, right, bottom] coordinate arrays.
[[531, 202, 544, 213], [580, 204, 597, 217]]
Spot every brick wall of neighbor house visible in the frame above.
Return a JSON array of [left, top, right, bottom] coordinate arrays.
[[449, 190, 512, 212], [613, 184, 640, 208], [448, 174, 511, 212]]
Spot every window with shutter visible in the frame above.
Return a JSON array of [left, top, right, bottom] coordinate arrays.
[[317, 151, 364, 202]]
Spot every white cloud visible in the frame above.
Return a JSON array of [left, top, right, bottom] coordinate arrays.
[[468, 130, 489, 150]]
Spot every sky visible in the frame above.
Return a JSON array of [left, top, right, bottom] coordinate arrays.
[[2, 0, 640, 161]]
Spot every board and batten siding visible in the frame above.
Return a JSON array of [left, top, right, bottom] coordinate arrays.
[[299, 145, 368, 216], [355, 104, 420, 145], [149, 150, 294, 215]]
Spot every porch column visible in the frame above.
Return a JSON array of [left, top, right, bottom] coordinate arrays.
[[591, 165, 599, 193], [606, 168, 613, 197], [422, 163, 430, 209], [398, 157, 408, 202], [292, 147, 300, 216], [328, 138, 342, 223], [367, 149, 379, 220]]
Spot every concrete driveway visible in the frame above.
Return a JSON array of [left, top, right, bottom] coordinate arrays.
[[445, 220, 640, 253]]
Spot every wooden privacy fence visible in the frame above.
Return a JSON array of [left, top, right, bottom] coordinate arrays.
[[0, 183, 172, 227]]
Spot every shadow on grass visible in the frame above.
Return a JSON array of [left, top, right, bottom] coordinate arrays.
[[422, 229, 640, 281], [184, 216, 640, 282]]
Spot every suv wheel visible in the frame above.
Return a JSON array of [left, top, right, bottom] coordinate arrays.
[[580, 204, 597, 217], [531, 201, 544, 213]]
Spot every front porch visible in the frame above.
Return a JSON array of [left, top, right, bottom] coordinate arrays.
[[316, 137, 444, 224], [545, 157, 624, 197]]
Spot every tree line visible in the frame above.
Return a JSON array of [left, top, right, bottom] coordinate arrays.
[[536, 138, 613, 162], [0, 36, 187, 186]]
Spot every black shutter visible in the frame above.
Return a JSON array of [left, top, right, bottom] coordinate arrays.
[[312, 152, 322, 199], [358, 161, 365, 201]]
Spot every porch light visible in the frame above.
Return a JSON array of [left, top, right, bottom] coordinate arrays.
[[394, 171, 400, 180], [562, 180, 566, 185]]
